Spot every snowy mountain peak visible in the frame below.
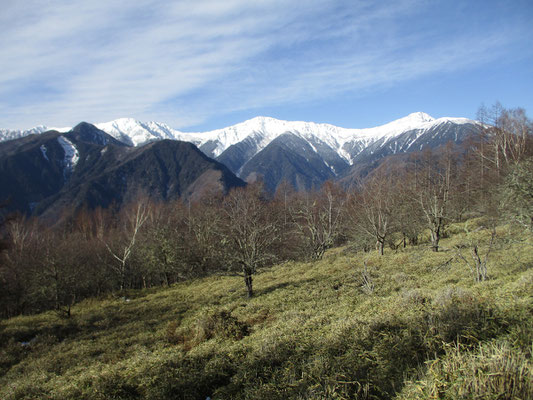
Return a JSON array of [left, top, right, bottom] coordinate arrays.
[[95, 118, 183, 146], [403, 112, 435, 123], [0, 125, 70, 142], [173, 111, 475, 162], [241, 115, 279, 126], [356, 112, 436, 140]]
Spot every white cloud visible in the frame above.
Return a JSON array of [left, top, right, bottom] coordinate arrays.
[[0, 0, 530, 129]]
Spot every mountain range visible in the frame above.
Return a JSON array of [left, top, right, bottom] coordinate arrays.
[[0, 112, 481, 215]]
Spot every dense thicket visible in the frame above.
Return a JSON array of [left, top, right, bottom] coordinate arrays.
[[0, 105, 531, 318]]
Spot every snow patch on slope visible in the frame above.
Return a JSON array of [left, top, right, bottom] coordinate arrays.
[[40, 145, 49, 161], [57, 136, 79, 174]]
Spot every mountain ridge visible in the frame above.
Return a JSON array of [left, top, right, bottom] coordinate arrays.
[[0, 112, 479, 157], [0, 113, 482, 193]]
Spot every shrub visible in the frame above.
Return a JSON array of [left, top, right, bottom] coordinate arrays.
[[193, 310, 249, 344], [165, 321, 180, 344]]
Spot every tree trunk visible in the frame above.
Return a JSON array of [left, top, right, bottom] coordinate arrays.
[[431, 228, 440, 252], [244, 273, 253, 298], [119, 259, 127, 290]]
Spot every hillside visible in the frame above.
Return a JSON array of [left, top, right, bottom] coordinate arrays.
[[1, 220, 532, 399]]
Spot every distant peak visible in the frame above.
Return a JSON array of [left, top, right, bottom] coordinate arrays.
[[107, 117, 139, 125], [240, 116, 280, 126], [403, 112, 435, 123], [73, 121, 95, 130], [247, 116, 276, 122]]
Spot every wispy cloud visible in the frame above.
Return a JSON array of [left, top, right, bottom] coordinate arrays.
[[1, 0, 531, 129]]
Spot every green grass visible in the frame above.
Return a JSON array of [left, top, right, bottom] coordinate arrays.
[[398, 341, 533, 400], [1, 222, 532, 399]]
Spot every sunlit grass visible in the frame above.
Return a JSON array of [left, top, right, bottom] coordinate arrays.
[[1, 221, 532, 399]]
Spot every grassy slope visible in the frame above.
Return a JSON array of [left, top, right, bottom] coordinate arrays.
[[1, 220, 532, 399]]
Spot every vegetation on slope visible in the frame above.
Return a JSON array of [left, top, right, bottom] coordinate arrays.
[[1, 220, 531, 399]]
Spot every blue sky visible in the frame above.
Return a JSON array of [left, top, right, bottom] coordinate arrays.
[[1, 0, 532, 131]]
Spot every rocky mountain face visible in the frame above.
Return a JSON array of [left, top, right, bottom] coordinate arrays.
[[0, 123, 244, 218]]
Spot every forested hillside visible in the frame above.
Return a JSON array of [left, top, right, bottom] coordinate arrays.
[[0, 105, 532, 399]]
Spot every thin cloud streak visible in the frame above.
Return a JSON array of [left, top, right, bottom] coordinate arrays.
[[0, 0, 530, 129]]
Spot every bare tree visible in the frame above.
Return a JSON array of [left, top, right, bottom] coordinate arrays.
[[395, 166, 425, 247], [348, 163, 401, 255], [408, 146, 459, 252], [135, 201, 184, 287], [0, 203, 9, 253], [476, 103, 533, 176], [455, 223, 496, 282], [501, 157, 533, 230], [0, 216, 37, 317], [222, 183, 280, 297], [185, 196, 226, 276], [100, 197, 150, 290], [274, 179, 296, 228], [18, 225, 90, 317], [291, 181, 345, 260]]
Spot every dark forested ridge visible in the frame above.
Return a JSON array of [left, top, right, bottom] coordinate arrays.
[[0, 105, 532, 399], [0, 123, 245, 219]]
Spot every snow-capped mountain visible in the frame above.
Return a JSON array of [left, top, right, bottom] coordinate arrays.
[[0, 112, 481, 192], [95, 118, 183, 147], [0, 125, 70, 142], [192, 112, 474, 159], [183, 112, 440, 161], [173, 113, 480, 190], [1, 112, 478, 160], [92, 112, 478, 163]]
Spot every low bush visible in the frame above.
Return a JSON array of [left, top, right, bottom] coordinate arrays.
[[191, 310, 249, 346]]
